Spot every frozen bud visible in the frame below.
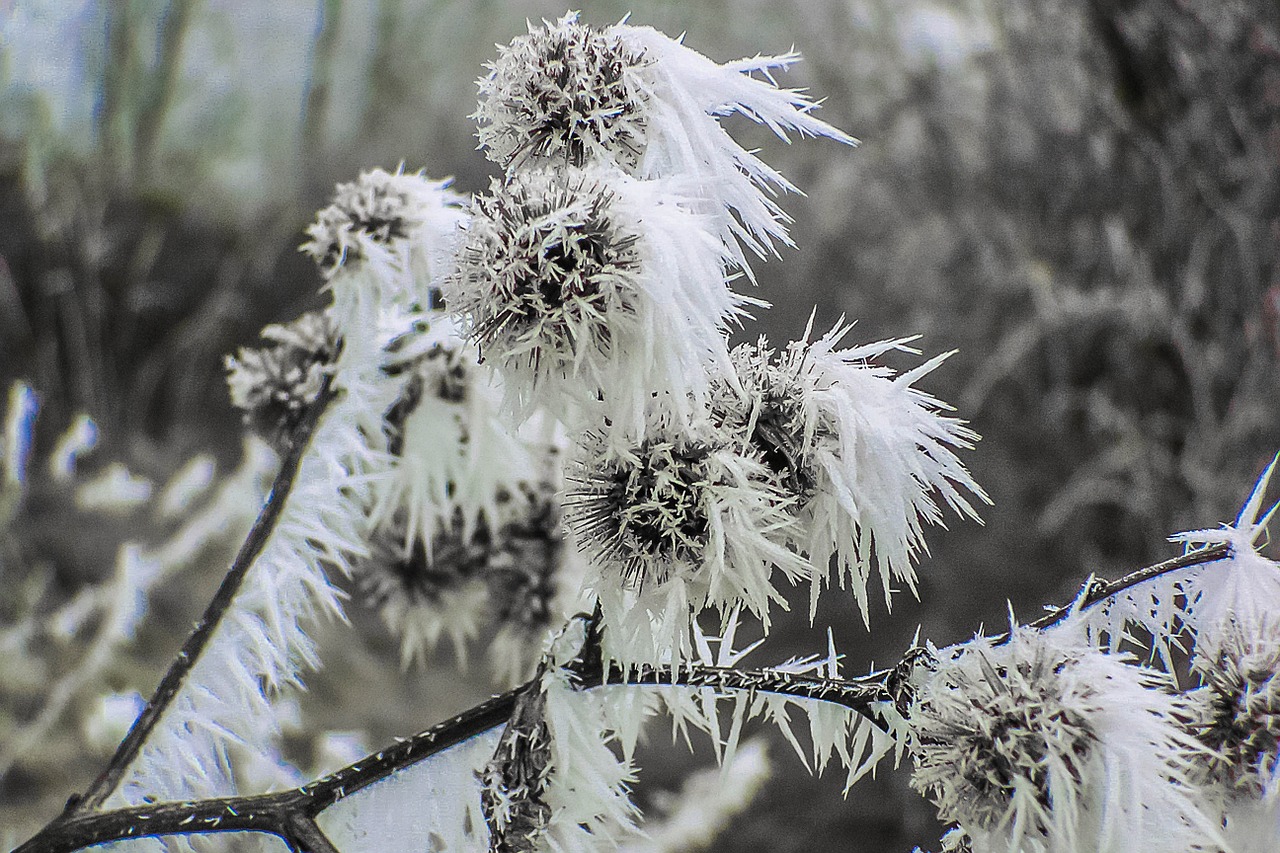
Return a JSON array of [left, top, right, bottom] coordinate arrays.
[[477, 13, 649, 170], [482, 686, 555, 853], [225, 311, 340, 453], [566, 420, 809, 664], [301, 168, 463, 280], [451, 168, 639, 406], [908, 629, 1219, 853], [1191, 620, 1280, 793]]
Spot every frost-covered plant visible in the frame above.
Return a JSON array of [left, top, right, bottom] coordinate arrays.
[[11, 13, 1280, 853]]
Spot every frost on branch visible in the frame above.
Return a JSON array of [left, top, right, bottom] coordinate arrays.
[[907, 627, 1220, 853]]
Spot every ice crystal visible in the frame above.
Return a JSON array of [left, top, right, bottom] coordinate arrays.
[[715, 320, 987, 624]]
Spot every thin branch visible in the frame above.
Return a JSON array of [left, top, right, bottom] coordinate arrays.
[[1026, 541, 1231, 632], [18, 543, 1239, 851], [75, 378, 339, 813]]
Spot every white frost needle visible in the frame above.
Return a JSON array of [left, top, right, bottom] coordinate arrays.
[[448, 165, 751, 445]]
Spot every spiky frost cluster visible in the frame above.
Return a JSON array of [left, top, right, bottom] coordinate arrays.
[[908, 628, 1218, 853], [225, 311, 340, 453], [355, 482, 569, 673], [476, 12, 856, 269], [567, 420, 808, 662], [301, 167, 464, 284], [1190, 620, 1280, 793], [718, 321, 988, 622]]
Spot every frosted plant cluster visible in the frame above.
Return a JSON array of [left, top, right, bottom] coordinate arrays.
[[11, 12, 1280, 853]]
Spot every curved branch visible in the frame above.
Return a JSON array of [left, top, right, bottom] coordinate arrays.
[[76, 378, 339, 813], [17, 541, 1236, 852]]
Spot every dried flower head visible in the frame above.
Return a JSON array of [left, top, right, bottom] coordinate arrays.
[[477, 13, 854, 272], [354, 509, 492, 664], [1191, 620, 1280, 793], [357, 478, 572, 670], [477, 14, 649, 171], [716, 320, 987, 624], [908, 628, 1219, 853], [448, 166, 746, 439], [225, 310, 340, 453]]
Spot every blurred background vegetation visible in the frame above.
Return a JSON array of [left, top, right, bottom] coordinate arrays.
[[1, 1, 1277, 850]]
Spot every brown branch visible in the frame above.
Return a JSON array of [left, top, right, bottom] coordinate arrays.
[[75, 378, 339, 813]]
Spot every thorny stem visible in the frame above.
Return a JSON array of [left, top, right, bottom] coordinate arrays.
[[74, 378, 339, 814], [17, 534, 1237, 851]]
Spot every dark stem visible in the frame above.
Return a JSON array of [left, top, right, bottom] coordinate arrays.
[[1026, 541, 1231, 633], [75, 378, 339, 813]]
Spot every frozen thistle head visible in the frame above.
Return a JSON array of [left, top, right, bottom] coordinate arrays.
[[356, 481, 567, 669], [909, 636, 1097, 839], [224, 310, 340, 452], [483, 484, 565, 636], [569, 435, 714, 589], [450, 167, 640, 414], [1191, 620, 1280, 794], [477, 13, 649, 171], [908, 627, 1220, 853], [720, 335, 825, 498], [301, 167, 462, 280], [567, 419, 809, 664], [354, 509, 491, 663], [716, 321, 987, 624]]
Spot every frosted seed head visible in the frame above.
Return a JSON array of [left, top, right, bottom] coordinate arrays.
[[567, 436, 715, 588], [449, 168, 641, 396], [908, 637, 1097, 836], [1191, 620, 1280, 793], [302, 168, 447, 277], [356, 510, 490, 612], [224, 310, 340, 453], [477, 13, 649, 171], [720, 337, 825, 499]]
